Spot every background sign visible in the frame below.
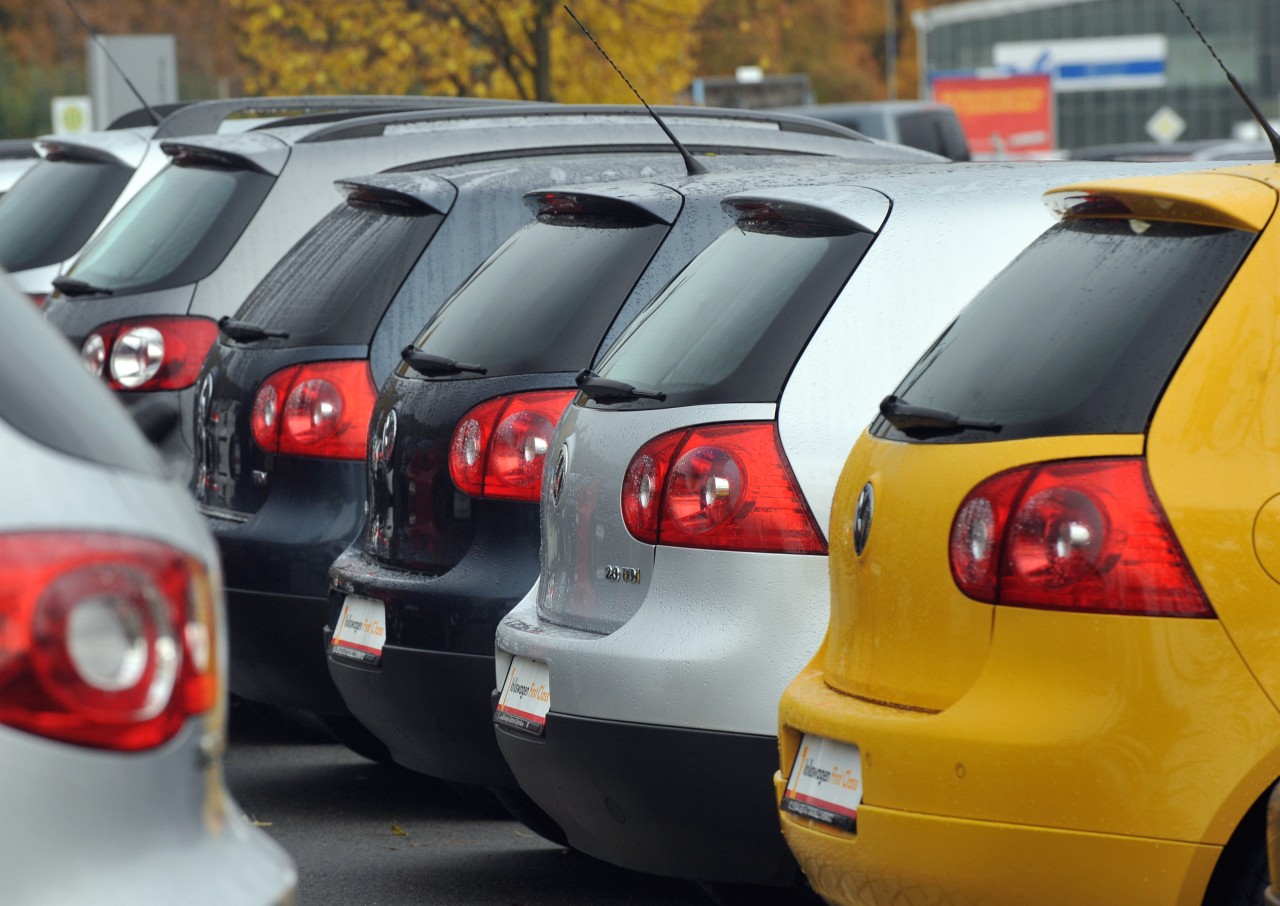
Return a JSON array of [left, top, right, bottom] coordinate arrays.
[[993, 35, 1167, 92], [51, 96, 92, 135], [931, 72, 1055, 159]]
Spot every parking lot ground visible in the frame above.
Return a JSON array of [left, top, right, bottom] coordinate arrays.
[[223, 700, 724, 905]]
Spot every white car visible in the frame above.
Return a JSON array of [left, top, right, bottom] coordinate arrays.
[[0, 274, 295, 906], [0, 96, 442, 305], [492, 159, 1214, 889]]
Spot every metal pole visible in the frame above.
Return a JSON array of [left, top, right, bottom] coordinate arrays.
[[886, 0, 898, 101]]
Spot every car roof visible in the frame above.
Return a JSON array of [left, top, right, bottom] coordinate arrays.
[[172, 102, 927, 153]]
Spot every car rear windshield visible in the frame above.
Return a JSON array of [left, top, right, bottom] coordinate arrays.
[[405, 214, 668, 377], [874, 218, 1256, 444], [0, 159, 133, 271], [231, 202, 443, 346], [589, 219, 875, 407], [66, 161, 274, 295]]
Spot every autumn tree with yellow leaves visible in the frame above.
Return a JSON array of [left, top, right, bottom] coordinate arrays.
[[229, 0, 711, 104]]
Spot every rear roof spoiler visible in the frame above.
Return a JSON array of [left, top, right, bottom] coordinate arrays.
[[336, 172, 458, 217], [522, 181, 682, 225]]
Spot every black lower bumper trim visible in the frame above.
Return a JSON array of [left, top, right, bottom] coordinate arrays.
[[329, 643, 516, 788], [495, 705, 798, 886], [227, 587, 346, 714]]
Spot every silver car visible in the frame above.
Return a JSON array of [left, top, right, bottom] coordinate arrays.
[[492, 159, 1216, 889], [0, 274, 295, 905]]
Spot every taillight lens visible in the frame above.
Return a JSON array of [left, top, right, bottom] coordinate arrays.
[[250, 360, 377, 460], [78, 317, 219, 391], [449, 390, 576, 501], [0, 532, 218, 751], [620, 423, 827, 554], [28, 293, 46, 308], [949, 458, 1213, 617]]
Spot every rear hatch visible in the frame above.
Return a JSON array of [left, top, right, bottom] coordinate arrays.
[[196, 174, 453, 517], [825, 172, 1268, 712], [42, 135, 286, 349], [362, 186, 678, 575], [538, 190, 887, 634], [0, 135, 144, 283]]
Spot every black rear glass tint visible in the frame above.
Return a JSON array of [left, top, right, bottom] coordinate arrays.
[[233, 203, 442, 346], [591, 221, 875, 407], [67, 162, 274, 295], [875, 218, 1256, 444], [0, 159, 133, 271], [406, 216, 668, 378]]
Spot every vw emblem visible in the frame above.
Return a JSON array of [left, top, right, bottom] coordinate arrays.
[[374, 408, 397, 468], [853, 482, 874, 556], [550, 444, 568, 506], [197, 372, 213, 423]]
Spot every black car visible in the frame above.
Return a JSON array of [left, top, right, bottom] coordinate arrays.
[[321, 157, 938, 823], [192, 111, 934, 766]]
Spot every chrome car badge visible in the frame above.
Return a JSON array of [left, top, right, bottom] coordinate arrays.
[[550, 444, 568, 506], [196, 372, 213, 424], [853, 482, 874, 556], [374, 408, 397, 468]]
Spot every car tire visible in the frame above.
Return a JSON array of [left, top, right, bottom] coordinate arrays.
[[1203, 792, 1270, 906]]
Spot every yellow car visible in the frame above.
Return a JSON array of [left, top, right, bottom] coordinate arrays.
[[777, 165, 1280, 906]]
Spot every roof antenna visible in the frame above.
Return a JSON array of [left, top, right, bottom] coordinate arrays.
[[563, 5, 708, 176], [64, 0, 162, 126], [1170, 0, 1280, 163]]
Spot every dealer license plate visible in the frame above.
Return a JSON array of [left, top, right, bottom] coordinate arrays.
[[780, 734, 863, 832], [493, 656, 550, 737], [330, 595, 387, 666]]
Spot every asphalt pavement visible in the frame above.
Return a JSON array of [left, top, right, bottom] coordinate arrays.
[[223, 701, 726, 905]]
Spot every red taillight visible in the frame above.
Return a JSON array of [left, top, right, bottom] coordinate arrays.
[[949, 458, 1213, 617], [79, 317, 219, 392], [250, 360, 377, 460], [448, 390, 576, 501], [28, 293, 46, 308], [0, 532, 217, 751], [620, 423, 827, 554]]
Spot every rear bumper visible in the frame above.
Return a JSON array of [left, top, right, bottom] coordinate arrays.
[[226, 586, 344, 714], [778, 795, 1220, 906], [327, 641, 515, 787], [206, 462, 364, 714], [776, 608, 1280, 905], [495, 707, 798, 886], [324, 521, 539, 784], [2, 723, 296, 906]]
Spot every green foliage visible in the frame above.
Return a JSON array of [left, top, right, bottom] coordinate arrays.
[[0, 52, 84, 138]]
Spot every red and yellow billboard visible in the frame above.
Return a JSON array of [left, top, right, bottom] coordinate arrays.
[[932, 72, 1055, 159]]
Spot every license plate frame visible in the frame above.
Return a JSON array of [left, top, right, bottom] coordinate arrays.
[[780, 734, 863, 832], [493, 656, 551, 737], [329, 595, 388, 666]]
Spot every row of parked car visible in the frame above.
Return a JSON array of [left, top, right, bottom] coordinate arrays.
[[4, 90, 1280, 906]]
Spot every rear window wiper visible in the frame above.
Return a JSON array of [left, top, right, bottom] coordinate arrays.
[[52, 276, 113, 297], [218, 316, 289, 342], [400, 345, 487, 376], [575, 368, 666, 403], [879, 394, 1001, 434]]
